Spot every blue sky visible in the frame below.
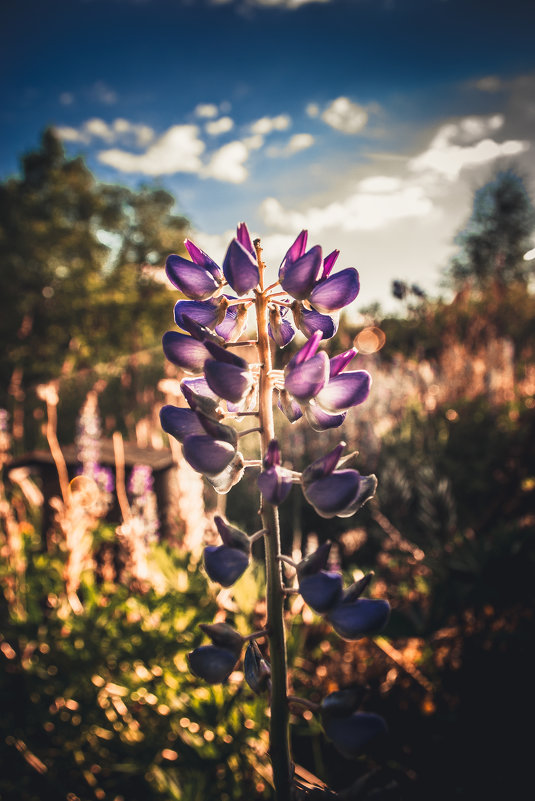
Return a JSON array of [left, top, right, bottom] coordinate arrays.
[[3, 0, 535, 309]]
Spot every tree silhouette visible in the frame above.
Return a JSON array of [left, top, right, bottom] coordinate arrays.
[[447, 170, 535, 291], [0, 129, 189, 405]]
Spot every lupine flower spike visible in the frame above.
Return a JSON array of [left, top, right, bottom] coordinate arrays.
[[160, 223, 390, 799]]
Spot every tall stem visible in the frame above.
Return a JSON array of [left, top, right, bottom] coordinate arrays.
[[255, 243, 292, 800]]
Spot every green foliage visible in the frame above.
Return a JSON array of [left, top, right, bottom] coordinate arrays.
[[0, 129, 189, 406], [0, 541, 270, 801]]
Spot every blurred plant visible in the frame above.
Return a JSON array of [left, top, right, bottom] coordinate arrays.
[[75, 390, 114, 517], [117, 463, 161, 589], [161, 225, 390, 798], [447, 169, 535, 292]]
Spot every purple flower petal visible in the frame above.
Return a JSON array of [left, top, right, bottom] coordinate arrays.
[[299, 571, 343, 613], [316, 371, 372, 413], [281, 229, 308, 268], [292, 302, 338, 340], [279, 245, 323, 300], [329, 348, 358, 378], [257, 466, 293, 506], [162, 331, 210, 373], [159, 405, 205, 443], [309, 268, 360, 314], [277, 390, 303, 423], [223, 238, 260, 296], [205, 360, 254, 404], [321, 249, 340, 280], [284, 352, 329, 402], [303, 470, 362, 518], [166, 254, 221, 300], [286, 330, 323, 371], [244, 641, 271, 694], [187, 645, 238, 683], [203, 544, 249, 586], [334, 473, 378, 518], [216, 303, 249, 342], [204, 340, 248, 368], [174, 298, 225, 330], [198, 622, 244, 655], [214, 515, 251, 553], [268, 305, 296, 348], [236, 222, 256, 257], [323, 712, 387, 758], [305, 401, 346, 431], [301, 442, 346, 486], [320, 687, 366, 718], [327, 598, 390, 640], [181, 377, 220, 410], [179, 314, 224, 345], [297, 541, 332, 577], [182, 434, 236, 475], [205, 452, 245, 494], [184, 239, 222, 279], [196, 412, 238, 447]]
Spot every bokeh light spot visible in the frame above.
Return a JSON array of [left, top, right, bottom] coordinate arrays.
[[354, 326, 386, 354]]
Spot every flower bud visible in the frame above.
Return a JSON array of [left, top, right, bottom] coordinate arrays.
[[244, 641, 271, 695]]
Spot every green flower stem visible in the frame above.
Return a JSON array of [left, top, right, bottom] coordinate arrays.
[[255, 242, 293, 801]]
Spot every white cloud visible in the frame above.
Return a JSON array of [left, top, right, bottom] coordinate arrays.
[[260, 181, 433, 234], [98, 125, 205, 175], [91, 81, 117, 105], [202, 140, 250, 183], [469, 76, 506, 93], [409, 114, 530, 180], [194, 103, 219, 118], [267, 133, 314, 157], [321, 97, 368, 134], [205, 116, 234, 135], [59, 92, 74, 106], [55, 126, 87, 143], [237, 0, 331, 8], [242, 134, 264, 150], [306, 102, 320, 118], [250, 114, 291, 135], [55, 118, 155, 147]]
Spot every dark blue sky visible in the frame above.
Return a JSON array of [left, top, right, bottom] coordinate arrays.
[[2, 0, 535, 306]]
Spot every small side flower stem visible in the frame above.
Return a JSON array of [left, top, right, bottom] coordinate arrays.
[[224, 339, 258, 347], [249, 528, 268, 543], [264, 280, 281, 293], [225, 297, 256, 306], [277, 555, 298, 570], [223, 411, 260, 418], [242, 628, 270, 642], [237, 427, 263, 438], [287, 696, 320, 713], [269, 299, 294, 308], [255, 240, 293, 801], [243, 459, 263, 468]]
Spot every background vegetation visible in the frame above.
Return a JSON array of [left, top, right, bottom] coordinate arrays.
[[1, 132, 534, 800]]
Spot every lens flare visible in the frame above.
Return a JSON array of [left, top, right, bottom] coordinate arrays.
[[69, 475, 100, 508], [354, 326, 386, 354]]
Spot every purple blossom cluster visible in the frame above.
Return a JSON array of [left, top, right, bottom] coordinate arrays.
[[128, 464, 159, 542], [160, 224, 390, 781], [75, 394, 114, 510]]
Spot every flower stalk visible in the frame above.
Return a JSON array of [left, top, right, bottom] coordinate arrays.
[[255, 241, 293, 800]]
